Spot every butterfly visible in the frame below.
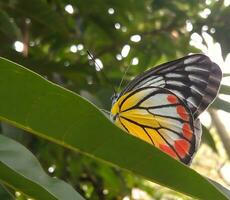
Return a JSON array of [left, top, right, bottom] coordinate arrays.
[[110, 54, 222, 165]]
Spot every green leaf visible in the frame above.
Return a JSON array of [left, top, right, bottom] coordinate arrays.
[[0, 182, 13, 200], [220, 85, 230, 95], [0, 11, 21, 39], [0, 0, 68, 36], [202, 125, 218, 153], [209, 179, 230, 198], [213, 98, 230, 113], [0, 57, 229, 200], [0, 134, 85, 200]]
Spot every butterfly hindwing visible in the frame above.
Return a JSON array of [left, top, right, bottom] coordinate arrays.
[[112, 86, 199, 164], [120, 54, 222, 118]]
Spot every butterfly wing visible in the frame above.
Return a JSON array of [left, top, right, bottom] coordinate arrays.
[[120, 54, 222, 118], [111, 86, 201, 164], [111, 54, 221, 164]]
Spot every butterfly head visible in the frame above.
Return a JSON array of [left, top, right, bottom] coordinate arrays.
[[110, 93, 120, 122], [111, 93, 120, 104]]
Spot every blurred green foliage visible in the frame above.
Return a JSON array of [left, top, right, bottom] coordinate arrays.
[[0, 0, 230, 199]]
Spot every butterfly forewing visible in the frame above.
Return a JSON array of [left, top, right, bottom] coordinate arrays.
[[120, 54, 222, 119]]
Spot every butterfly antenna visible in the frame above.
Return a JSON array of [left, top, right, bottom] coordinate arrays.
[[118, 63, 132, 92], [87, 50, 116, 94]]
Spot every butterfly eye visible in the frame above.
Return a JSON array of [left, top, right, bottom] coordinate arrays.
[[111, 93, 119, 102], [110, 94, 115, 100]]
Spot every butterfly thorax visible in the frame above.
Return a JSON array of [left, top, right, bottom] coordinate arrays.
[[110, 93, 123, 122]]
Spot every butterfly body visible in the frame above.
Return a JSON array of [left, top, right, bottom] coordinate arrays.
[[110, 54, 221, 165]]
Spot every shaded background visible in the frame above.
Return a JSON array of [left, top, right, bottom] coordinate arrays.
[[0, 0, 230, 199]]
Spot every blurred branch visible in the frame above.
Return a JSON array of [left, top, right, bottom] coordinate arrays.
[[22, 18, 29, 57], [209, 109, 230, 158]]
